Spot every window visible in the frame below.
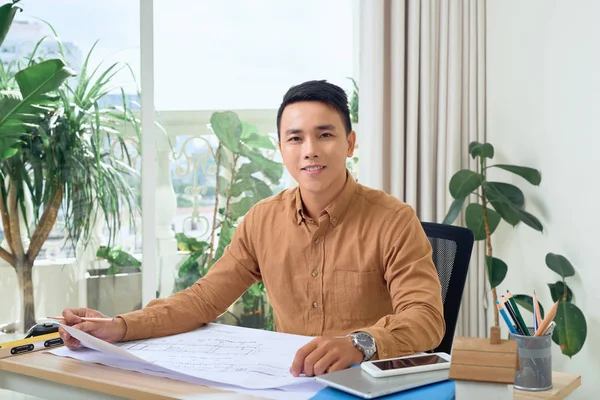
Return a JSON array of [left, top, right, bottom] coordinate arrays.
[[154, 0, 354, 110], [0, 1, 142, 327]]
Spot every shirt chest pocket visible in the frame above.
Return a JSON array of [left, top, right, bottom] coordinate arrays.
[[332, 270, 392, 323]]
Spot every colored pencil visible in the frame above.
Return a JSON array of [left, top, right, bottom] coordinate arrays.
[[46, 316, 113, 322], [497, 301, 518, 334], [502, 296, 527, 335], [533, 290, 542, 331], [534, 301, 559, 336]]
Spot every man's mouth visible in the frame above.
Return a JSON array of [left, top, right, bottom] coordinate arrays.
[[302, 165, 326, 172]]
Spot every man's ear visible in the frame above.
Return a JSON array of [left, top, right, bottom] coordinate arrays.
[[346, 130, 356, 157]]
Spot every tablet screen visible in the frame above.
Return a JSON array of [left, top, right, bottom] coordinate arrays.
[[371, 354, 448, 371]]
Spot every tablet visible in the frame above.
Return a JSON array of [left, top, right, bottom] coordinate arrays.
[[315, 365, 450, 399]]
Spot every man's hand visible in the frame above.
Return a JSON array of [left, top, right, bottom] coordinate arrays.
[[58, 308, 127, 350], [290, 336, 364, 377]]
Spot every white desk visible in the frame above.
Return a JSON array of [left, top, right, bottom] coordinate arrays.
[[0, 351, 582, 399]]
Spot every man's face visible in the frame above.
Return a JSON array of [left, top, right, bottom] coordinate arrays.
[[278, 101, 355, 195]]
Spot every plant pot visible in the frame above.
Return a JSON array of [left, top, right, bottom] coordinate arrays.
[[86, 267, 142, 316]]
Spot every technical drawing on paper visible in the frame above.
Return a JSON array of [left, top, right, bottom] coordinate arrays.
[[111, 323, 315, 388]]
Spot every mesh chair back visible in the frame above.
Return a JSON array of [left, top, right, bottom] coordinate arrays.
[[421, 221, 474, 354]]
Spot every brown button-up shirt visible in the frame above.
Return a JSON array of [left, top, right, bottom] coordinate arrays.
[[120, 174, 445, 359]]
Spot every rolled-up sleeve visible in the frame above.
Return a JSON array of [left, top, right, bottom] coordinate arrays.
[[361, 208, 445, 359], [119, 207, 262, 341]]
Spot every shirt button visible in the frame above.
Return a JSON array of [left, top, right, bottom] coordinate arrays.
[[314, 238, 320, 244], [311, 270, 318, 277], [312, 302, 318, 308]]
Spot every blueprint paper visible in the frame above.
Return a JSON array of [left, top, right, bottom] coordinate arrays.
[[59, 323, 147, 362], [50, 347, 324, 400], [55, 323, 316, 390]]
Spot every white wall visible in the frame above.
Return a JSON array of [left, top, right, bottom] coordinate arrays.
[[487, 1, 600, 398]]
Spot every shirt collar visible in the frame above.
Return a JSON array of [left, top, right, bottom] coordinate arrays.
[[295, 170, 357, 227]]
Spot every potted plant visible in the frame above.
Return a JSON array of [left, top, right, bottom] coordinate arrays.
[[513, 253, 587, 358], [443, 142, 543, 327], [174, 111, 283, 331], [0, 29, 140, 331]]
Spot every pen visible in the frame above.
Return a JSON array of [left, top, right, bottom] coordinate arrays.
[[544, 321, 557, 336], [533, 290, 542, 330], [496, 301, 518, 335], [506, 291, 529, 335], [46, 316, 114, 322]]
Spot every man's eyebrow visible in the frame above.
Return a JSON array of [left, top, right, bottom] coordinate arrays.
[[284, 124, 337, 135], [315, 124, 336, 131]]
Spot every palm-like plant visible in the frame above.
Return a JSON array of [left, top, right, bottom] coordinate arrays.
[[0, 40, 140, 331], [0, 1, 76, 158]]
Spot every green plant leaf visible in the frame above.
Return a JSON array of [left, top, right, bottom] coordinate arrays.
[[484, 182, 524, 207], [238, 161, 262, 177], [230, 176, 272, 200], [513, 294, 545, 319], [488, 200, 520, 226], [548, 281, 573, 303], [217, 176, 229, 197], [485, 182, 524, 226], [0, 2, 20, 48], [552, 301, 587, 358], [465, 203, 501, 240], [210, 111, 243, 153], [0, 59, 75, 141], [514, 209, 543, 232], [449, 170, 483, 198], [0, 142, 18, 158], [229, 196, 257, 221], [484, 182, 543, 231], [545, 253, 575, 278], [176, 232, 209, 253], [469, 141, 494, 159], [485, 256, 508, 288], [247, 283, 265, 297], [491, 164, 542, 185], [213, 220, 235, 264], [15, 59, 75, 98], [238, 144, 283, 184], [442, 196, 466, 225], [240, 121, 275, 150]]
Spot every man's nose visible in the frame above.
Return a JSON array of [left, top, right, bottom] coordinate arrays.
[[303, 138, 318, 159]]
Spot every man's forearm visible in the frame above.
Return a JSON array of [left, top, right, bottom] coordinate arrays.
[[118, 249, 261, 341], [360, 303, 445, 360]]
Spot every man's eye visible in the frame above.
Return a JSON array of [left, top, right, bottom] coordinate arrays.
[[288, 137, 301, 142], [321, 133, 333, 138]]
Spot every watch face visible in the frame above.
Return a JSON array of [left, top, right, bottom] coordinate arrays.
[[356, 332, 374, 348]]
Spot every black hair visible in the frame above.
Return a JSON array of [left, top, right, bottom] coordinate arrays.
[[276, 80, 352, 141]]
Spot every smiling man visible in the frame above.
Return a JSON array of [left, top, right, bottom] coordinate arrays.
[[59, 80, 445, 377]]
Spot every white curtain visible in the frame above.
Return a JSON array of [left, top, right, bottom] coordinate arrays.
[[357, 0, 487, 339]]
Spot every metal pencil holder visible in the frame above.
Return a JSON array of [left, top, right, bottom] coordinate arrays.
[[509, 328, 552, 391]]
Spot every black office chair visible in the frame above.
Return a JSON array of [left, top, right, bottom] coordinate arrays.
[[421, 221, 474, 354]]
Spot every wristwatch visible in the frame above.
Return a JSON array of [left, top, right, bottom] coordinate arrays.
[[348, 331, 377, 361]]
